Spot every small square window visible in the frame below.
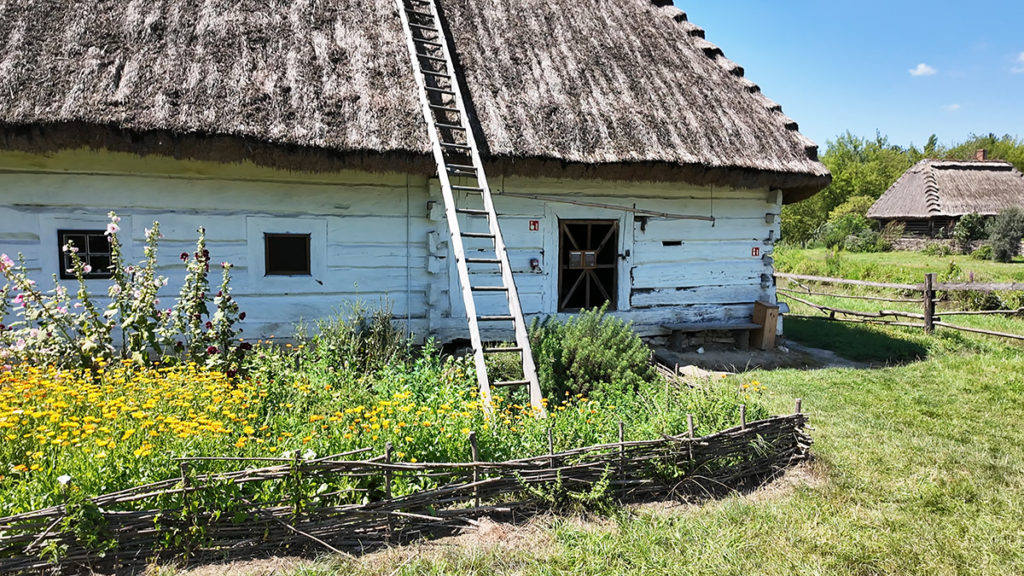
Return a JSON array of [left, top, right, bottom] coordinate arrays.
[[57, 230, 114, 279], [264, 233, 311, 276]]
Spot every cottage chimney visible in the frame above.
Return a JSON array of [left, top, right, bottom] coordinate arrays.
[[975, 149, 988, 161]]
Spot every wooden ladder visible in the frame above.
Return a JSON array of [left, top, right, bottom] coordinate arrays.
[[396, 0, 544, 415]]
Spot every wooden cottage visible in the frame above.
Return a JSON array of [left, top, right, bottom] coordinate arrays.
[[0, 0, 829, 348], [868, 153, 1024, 237]]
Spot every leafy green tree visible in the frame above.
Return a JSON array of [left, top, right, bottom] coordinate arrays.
[[988, 208, 1024, 262]]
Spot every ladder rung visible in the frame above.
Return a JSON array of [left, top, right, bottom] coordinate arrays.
[[429, 104, 460, 113], [452, 185, 483, 192], [417, 53, 447, 63], [405, 8, 433, 17], [409, 23, 438, 32], [471, 286, 508, 292], [420, 69, 449, 77], [426, 87, 456, 96], [441, 143, 473, 151], [478, 315, 514, 322], [461, 232, 495, 239], [484, 346, 522, 354], [492, 380, 531, 388], [457, 210, 490, 217], [416, 39, 444, 48], [447, 163, 477, 171], [434, 122, 466, 131]]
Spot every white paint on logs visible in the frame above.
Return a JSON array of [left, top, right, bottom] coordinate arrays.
[[0, 150, 782, 342]]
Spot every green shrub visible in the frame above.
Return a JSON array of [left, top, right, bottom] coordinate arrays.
[[843, 229, 890, 253], [971, 244, 994, 260], [922, 242, 954, 257], [988, 208, 1024, 262], [818, 213, 875, 248], [953, 213, 988, 254], [529, 305, 659, 401]]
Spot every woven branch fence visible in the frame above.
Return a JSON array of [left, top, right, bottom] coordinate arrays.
[[0, 411, 810, 574]]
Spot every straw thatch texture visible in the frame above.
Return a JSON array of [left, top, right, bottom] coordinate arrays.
[[868, 160, 1024, 219], [0, 0, 828, 199]]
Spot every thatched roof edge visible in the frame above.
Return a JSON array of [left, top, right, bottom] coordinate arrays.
[[0, 122, 828, 201]]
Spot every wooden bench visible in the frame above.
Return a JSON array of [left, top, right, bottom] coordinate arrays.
[[662, 322, 762, 351]]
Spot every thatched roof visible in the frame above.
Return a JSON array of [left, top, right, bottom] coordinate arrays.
[[0, 0, 829, 201], [868, 160, 1024, 220]]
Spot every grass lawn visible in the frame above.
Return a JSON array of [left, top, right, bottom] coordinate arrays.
[[273, 329, 1022, 575], [236, 249, 1024, 576]]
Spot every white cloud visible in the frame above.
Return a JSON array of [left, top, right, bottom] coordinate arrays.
[[910, 63, 937, 77], [1012, 52, 1024, 74], [943, 104, 961, 112]]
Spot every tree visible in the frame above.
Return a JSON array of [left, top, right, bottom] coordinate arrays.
[[988, 209, 1024, 263]]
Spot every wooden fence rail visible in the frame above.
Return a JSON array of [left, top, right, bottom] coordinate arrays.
[[0, 411, 810, 574], [776, 272, 1024, 340]]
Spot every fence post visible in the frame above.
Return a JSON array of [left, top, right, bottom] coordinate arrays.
[[547, 427, 555, 469], [740, 404, 746, 430], [686, 413, 694, 460], [618, 421, 625, 485], [469, 432, 480, 509], [795, 398, 802, 414], [924, 273, 936, 334], [383, 442, 393, 500]]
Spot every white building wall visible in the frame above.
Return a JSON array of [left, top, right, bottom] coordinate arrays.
[[0, 151, 780, 343]]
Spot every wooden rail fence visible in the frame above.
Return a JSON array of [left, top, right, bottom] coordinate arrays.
[[776, 272, 1024, 341], [0, 409, 810, 574]]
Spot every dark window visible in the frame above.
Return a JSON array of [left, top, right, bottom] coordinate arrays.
[[558, 220, 618, 312], [58, 230, 113, 279], [264, 233, 311, 276]]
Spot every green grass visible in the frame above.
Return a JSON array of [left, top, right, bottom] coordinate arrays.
[[263, 325, 1024, 576], [230, 249, 1024, 576]]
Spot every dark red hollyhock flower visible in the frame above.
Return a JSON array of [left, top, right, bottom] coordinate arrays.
[[180, 252, 189, 261], [216, 290, 223, 297], [205, 321, 213, 329], [202, 249, 210, 258], [206, 346, 218, 354], [226, 369, 237, 378], [176, 341, 184, 350], [238, 312, 246, 321], [240, 342, 253, 351]]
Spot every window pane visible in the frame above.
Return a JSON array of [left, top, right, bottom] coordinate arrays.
[[265, 234, 311, 275]]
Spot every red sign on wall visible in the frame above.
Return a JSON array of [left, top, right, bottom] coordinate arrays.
[[529, 220, 540, 232], [751, 247, 761, 257]]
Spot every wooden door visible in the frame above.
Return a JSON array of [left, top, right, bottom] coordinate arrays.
[[558, 220, 618, 311]]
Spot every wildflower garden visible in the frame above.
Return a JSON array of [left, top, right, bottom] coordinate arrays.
[[0, 214, 802, 570]]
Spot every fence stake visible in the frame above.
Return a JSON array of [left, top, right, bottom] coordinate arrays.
[[924, 272, 936, 334], [384, 442, 393, 500], [547, 427, 555, 469], [740, 404, 746, 430], [795, 398, 802, 414], [469, 432, 479, 508], [618, 421, 625, 484], [686, 413, 694, 460]]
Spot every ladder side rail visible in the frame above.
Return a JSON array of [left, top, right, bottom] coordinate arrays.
[[419, 0, 545, 413], [395, 0, 492, 409]]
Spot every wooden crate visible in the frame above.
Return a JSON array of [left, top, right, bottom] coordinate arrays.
[[750, 301, 780, 350]]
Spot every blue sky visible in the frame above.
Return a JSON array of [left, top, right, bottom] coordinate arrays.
[[675, 1, 1024, 152]]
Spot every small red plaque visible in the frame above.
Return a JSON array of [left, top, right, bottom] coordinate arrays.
[[529, 220, 540, 232], [751, 247, 761, 257]]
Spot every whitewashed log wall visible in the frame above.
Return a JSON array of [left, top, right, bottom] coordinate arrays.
[[0, 151, 779, 343]]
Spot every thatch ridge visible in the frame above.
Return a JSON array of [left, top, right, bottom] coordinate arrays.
[[0, 0, 829, 200], [868, 159, 1024, 219]]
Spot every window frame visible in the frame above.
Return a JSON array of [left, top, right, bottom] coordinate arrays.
[[56, 229, 115, 280]]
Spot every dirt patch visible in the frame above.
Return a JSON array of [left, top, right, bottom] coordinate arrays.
[[654, 339, 867, 374]]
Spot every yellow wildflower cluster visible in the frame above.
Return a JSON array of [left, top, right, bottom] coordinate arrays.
[[0, 361, 266, 473]]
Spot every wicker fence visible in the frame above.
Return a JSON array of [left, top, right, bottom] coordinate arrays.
[[0, 410, 810, 574]]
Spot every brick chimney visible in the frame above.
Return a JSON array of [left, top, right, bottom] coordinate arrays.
[[975, 149, 988, 161]]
